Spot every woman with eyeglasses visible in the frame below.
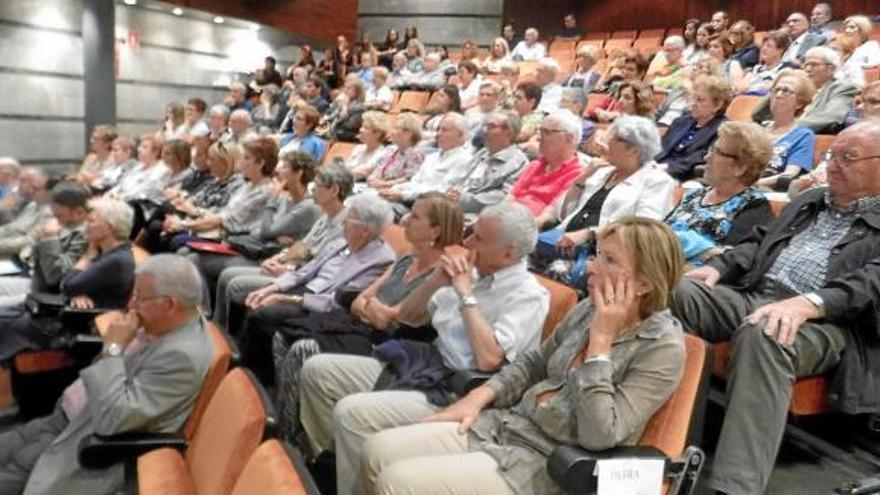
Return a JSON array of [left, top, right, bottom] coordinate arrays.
[[278, 103, 327, 163], [757, 69, 816, 191], [727, 20, 759, 70], [666, 121, 773, 265]]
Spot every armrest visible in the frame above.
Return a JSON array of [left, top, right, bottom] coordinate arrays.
[[446, 369, 492, 396], [61, 307, 110, 334], [78, 432, 188, 470], [334, 286, 362, 311], [547, 445, 668, 493]]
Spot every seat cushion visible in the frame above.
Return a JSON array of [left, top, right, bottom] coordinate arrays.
[[137, 448, 196, 495], [231, 441, 309, 495]]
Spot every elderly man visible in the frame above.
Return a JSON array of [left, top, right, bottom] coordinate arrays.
[[381, 113, 473, 205], [753, 46, 857, 133], [671, 119, 880, 494], [299, 201, 549, 495], [711, 10, 729, 31], [509, 111, 583, 216], [450, 110, 530, 214], [0, 255, 212, 494], [782, 12, 827, 63], [810, 2, 836, 38], [410, 53, 446, 91], [535, 58, 563, 114], [465, 81, 502, 140], [206, 104, 230, 142], [0, 168, 53, 257], [224, 81, 253, 112], [222, 109, 253, 143], [511, 27, 546, 61]]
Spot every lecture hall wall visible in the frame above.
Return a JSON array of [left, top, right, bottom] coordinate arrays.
[[504, 0, 877, 36]]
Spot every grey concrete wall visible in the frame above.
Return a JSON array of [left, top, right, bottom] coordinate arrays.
[[357, 0, 503, 48]]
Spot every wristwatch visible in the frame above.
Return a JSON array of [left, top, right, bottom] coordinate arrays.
[[104, 342, 123, 357], [458, 293, 478, 310], [802, 292, 825, 316]]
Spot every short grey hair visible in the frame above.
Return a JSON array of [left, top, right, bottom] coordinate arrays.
[[609, 115, 663, 164], [136, 254, 203, 308], [316, 162, 354, 201], [480, 201, 538, 258], [490, 110, 522, 140], [538, 57, 560, 74], [346, 193, 393, 236], [89, 197, 133, 240], [664, 36, 686, 49], [209, 104, 230, 120], [442, 112, 469, 138], [230, 108, 252, 124], [425, 53, 441, 63], [545, 110, 583, 143], [0, 157, 21, 174], [805, 46, 842, 70]]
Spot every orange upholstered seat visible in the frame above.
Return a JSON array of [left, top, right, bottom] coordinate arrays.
[[182, 322, 233, 439], [231, 440, 317, 495], [534, 275, 579, 340]]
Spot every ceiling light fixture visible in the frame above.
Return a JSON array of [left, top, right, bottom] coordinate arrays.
[[171, 7, 183, 15]]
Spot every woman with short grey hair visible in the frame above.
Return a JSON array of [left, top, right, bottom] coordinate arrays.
[[532, 115, 676, 288], [346, 193, 394, 237]]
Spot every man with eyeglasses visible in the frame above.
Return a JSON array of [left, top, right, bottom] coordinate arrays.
[[809, 3, 836, 39], [782, 12, 827, 64], [753, 46, 857, 134], [671, 118, 880, 494]]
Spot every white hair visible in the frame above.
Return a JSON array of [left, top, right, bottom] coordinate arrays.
[[346, 193, 393, 236], [664, 36, 686, 49], [209, 104, 230, 119], [545, 110, 583, 143], [229, 109, 253, 124], [525, 27, 539, 36], [136, 254, 203, 308], [609, 115, 662, 164], [538, 57, 560, 73], [805, 46, 842, 70], [480, 201, 538, 258], [442, 112, 470, 138], [89, 197, 134, 240], [425, 53, 441, 63]]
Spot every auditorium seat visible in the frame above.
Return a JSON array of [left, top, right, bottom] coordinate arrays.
[[633, 37, 663, 57], [381, 224, 413, 256], [231, 440, 319, 495], [549, 38, 577, 58], [322, 141, 357, 166], [182, 322, 234, 439], [813, 134, 834, 166], [391, 91, 431, 114], [725, 95, 763, 122], [534, 275, 579, 340]]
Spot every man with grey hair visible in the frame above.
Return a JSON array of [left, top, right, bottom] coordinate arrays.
[[511, 27, 546, 61], [207, 104, 230, 142], [409, 52, 446, 91], [2, 254, 213, 494], [782, 11, 827, 63], [381, 112, 473, 205], [222, 109, 254, 143], [810, 2, 835, 38], [0, 167, 53, 256], [299, 200, 549, 495], [224, 81, 253, 112], [535, 57, 563, 114], [451, 110, 530, 214], [465, 81, 502, 138], [752, 46, 857, 133]]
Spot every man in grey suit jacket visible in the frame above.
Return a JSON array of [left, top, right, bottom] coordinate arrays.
[[0, 255, 213, 495], [0, 168, 53, 257], [783, 12, 826, 63], [752, 47, 857, 134]]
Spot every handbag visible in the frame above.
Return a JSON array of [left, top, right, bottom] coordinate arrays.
[[225, 235, 282, 260]]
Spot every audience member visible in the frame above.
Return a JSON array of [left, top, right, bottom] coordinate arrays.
[[162, 102, 187, 140], [502, 24, 521, 51], [250, 84, 281, 134], [207, 104, 230, 142], [76, 125, 117, 186], [0, 169, 52, 257], [681, 18, 701, 55], [364, 67, 394, 112], [347, 111, 391, 180], [465, 81, 502, 140], [783, 12, 827, 63], [511, 28, 546, 61], [108, 134, 170, 206], [376, 28, 402, 69], [683, 23, 716, 66], [535, 58, 563, 114], [557, 13, 583, 39], [388, 52, 414, 89], [225, 82, 253, 112], [728, 20, 760, 69], [223, 108, 254, 143], [457, 61, 483, 110], [183, 97, 209, 139], [842, 15, 880, 82], [711, 10, 730, 32], [671, 118, 880, 495], [409, 52, 446, 91], [299, 201, 549, 495], [831, 32, 864, 87], [279, 104, 326, 162], [418, 85, 462, 150], [0, 157, 20, 203], [296, 44, 316, 70], [589, 80, 655, 123], [810, 2, 836, 38], [511, 81, 543, 143], [562, 45, 601, 103], [361, 217, 685, 495], [739, 30, 794, 95], [367, 114, 426, 188], [404, 38, 426, 73], [709, 35, 746, 89], [483, 37, 511, 74], [648, 36, 687, 85]]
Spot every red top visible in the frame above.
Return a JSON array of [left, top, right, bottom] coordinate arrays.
[[510, 155, 582, 216]]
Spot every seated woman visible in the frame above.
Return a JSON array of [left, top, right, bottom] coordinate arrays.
[[236, 193, 398, 381], [108, 133, 170, 206], [482, 37, 510, 74], [418, 85, 462, 150], [388, 52, 413, 89], [511, 82, 544, 145], [756, 69, 816, 191], [364, 67, 394, 112], [842, 15, 880, 87], [666, 121, 773, 265], [562, 45, 601, 103], [533, 115, 676, 287], [91, 135, 137, 194], [588, 80, 655, 124], [593, 49, 647, 96], [346, 112, 390, 179], [163, 136, 276, 244], [75, 125, 116, 187], [323, 78, 367, 142], [457, 61, 483, 111], [737, 30, 793, 95], [269, 193, 463, 441], [727, 20, 760, 70], [0, 197, 135, 363], [213, 163, 353, 331], [654, 57, 725, 127], [159, 139, 208, 200], [366, 114, 425, 189], [251, 84, 281, 134], [708, 34, 746, 90], [278, 104, 326, 163], [142, 141, 244, 252], [358, 217, 686, 495], [656, 75, 731, 181]]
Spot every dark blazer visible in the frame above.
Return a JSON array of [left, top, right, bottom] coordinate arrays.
[[731, 43, 759, 69], [656, 114, 725, 182], [707, 188, 880, 413]]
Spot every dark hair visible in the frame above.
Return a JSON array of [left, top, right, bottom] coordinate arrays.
[[186, 98, 207, 114], [51, 181, 91, 208], [763, 29, 792, 53], [279, 150, 318, 187], [384, 28, 399, 47], [162, 139, 192, 171], [516, 81, 543, 108], [622, 50, 649, 76], [435, 85, 462, 113], [265, 56, 277, 65], [458, 61, 479, 76], [696, 23, 718, 48], [683, 18, 701, 43]]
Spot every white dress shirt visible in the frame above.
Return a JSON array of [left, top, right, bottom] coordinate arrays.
[[392, 144, 474, 201]]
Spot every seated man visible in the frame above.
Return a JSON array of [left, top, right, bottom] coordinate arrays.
[[671, 119, 880, 494], [408, 53, 447, 91], [0, 254, 212, 494], [0, 168, 53, 256], [298, 201, 550, 495], [378, 113, 473, 207], [511, 28, 547, 61], [449, 110, 530, 215], [535, 58, 563, 114], [0, 182, 90, 307]]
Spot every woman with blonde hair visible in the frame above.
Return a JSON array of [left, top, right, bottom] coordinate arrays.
[[348, 111, 390, 179], [842, 15, 880, 86], [162, 102, 187, 140], [483, 37, 510, 74], [367, 113, 425, 188], [358, 216, 686, 495]]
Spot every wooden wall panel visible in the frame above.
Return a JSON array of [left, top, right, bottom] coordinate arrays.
[[166, 0, 358, 44], [504, 0, 876, 37]]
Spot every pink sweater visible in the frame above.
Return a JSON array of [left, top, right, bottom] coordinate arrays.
[[510, 155, 582, 216]]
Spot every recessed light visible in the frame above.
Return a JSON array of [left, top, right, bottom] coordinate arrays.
[[171, 7, 183, 15], [213, 16, 225, 24], [123, 0, 137, 5]]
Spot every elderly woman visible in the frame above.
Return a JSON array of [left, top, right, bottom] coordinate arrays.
[[483, 37, 510, 74], [367, 113, 426, 188], [251, 84, 281, 134], [831, 33, 863, 87], [654, 57, 725, 127], [348, 112, 390, 179], [404, 38, 426, 73], [666, 121, 773, 265], [533, 115, 676, 286], [649, 36, 688, 90], [419, 85, 462, 149], [270, 192, 463, 441], [213, 163, 353, 331], [512, 82, 544, 143], [457, 61, 483, 111], [757, 69, 816, 191], [0, 197, 135, 362], [728, 20, 760, 70], [388, 52, 413, 89], [656, 75, 731, 181], [510, 112, 584, 217], [359, 217, 686, 495], [738, 30, 793, 95], [236, 193, 397, 382], [109, 134, 170, 206], [562, 45, 601, 102], [365, 67, 394, 112], [843, 15, 880, 83], [167, 136, 276, 240], [278, 104, 326, 162]]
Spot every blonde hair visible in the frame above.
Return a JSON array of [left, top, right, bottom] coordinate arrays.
[[598, 217, 685, 313], [394, 113, 423, 145], [576, 44, 599, 64], [772, 69, 817, 116], [845, 15, 873, 43], [361, 111, 391, 141], [715, 121, 773, 184], [693, 75, 732, 116], [207, 141, 241, 180], [415, 192, 464, 247]]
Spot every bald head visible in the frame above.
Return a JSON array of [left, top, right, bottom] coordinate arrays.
[[826, 119, 880, 208]]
